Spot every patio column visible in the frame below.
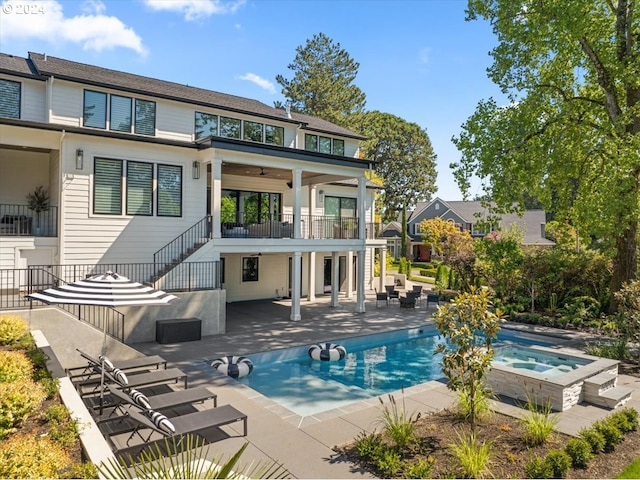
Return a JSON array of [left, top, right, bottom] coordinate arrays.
[[292, 167, 302, 239], [307, 251, 316, 302], [290, 251, 302, 321], [379, 246, 387, 291], [346, 250, 354, 298], [331, 251, 339, 307], [357, 249, 366, 313], [211, 156, 222, 239]]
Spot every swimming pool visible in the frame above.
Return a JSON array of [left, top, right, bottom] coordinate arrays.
[[239, 326, 557, 417]]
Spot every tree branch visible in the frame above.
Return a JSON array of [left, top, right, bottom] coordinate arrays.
[[536, 83, 606, 107], [579, 36, 623, 121]]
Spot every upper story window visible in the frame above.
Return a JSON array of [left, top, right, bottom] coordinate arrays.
[[325, 196, 356, 218], [83, 90, 156, 136], [93, 157, 182, 217], [0, 79, 22, 119], [305, 134, 345, 156], [194, 111, 285, 146]]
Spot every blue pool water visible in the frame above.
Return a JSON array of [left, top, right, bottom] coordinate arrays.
[[240, 326, 555, 416]]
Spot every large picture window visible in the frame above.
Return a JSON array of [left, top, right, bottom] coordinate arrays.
[[157, 164, 183, 217], [126, 161, 153, 215], [265, 125, 284, 146], [84, 90, 107, 129], [242, 257, 259, 282], [94, 158, 123, 215], [305, 134, 345, 155], [195, 112, 218, 139], [0, 79, 21, 119], [135, 99, 156, 135], [221, 189, 281, 225], [110, 95, 132, 132], [220, 116, 241, 139], [243, 120, 264, 142]]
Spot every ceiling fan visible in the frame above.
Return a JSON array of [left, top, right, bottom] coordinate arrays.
[[260, 168, 267, 176]]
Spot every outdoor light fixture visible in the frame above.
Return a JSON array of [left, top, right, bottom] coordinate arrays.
[[318, 189, 325, 204], [192, 160, 201, 179], [75, 148, 83, 170]]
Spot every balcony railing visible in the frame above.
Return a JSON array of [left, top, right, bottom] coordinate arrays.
[[0, 204, 58, 237]]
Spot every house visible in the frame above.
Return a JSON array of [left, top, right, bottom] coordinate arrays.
[[0, 52, 387, 339], [383, 197, 554, 261]]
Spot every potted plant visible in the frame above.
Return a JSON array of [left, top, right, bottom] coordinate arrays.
[[26, 186, 49, 234]]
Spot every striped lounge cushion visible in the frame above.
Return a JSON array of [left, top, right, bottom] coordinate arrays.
[[98, 355, 114, 371], [129, 388, 151, 409], [112, 367, 128, 385], [148, 410, 175, 434]]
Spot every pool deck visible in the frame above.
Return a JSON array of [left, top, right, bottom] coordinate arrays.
[[25, 293, 640, 479]]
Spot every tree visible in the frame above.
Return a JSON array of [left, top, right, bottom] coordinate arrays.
[[275, 33, 366, 127], [433, 287, 502, 435], [453, 0, 640, 311], [356, 111, 438, 228], [419, 217, 465, 258]]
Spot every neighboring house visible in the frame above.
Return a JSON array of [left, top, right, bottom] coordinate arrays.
[[383, 197, 554, 261], [0, 52, 386, 329]]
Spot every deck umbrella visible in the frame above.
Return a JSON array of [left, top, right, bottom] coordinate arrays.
[[27, 270, 178, 411]]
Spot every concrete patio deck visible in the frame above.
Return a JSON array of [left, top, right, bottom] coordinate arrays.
[[22, 292, 640, 479]]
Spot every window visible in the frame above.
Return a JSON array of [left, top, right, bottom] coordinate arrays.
[[195, 112, 218, 139], [221, 189, 281, 224], [126, 161, 153, 215], [219, 258, 225, 284], [110, 95, 132, 132], [157, 164, 183, 217], [243, 120, 264, 142], [242, 257, 259, 282], [305, 134, 318, 151], [0, 79, 21, 118], [325, 196, 356, 217], [94, 158, 123, 214], [84, 90, 107, 129], [265, 125, 284, 146], [220, 116, 241, 138], [333, 139, 344, 156], [319, 136, 332, 154], [304, 133, 344, 155], [135, 99, 156, 135]]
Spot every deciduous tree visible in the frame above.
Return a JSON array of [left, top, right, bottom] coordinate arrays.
[[453, 0, 640, 310]]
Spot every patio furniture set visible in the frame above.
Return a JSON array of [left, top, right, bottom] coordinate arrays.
[[66, 349, 247, 459], [374, 285, 441, 309]]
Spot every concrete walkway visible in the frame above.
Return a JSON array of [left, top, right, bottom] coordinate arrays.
[[20, 293, 640, 479]]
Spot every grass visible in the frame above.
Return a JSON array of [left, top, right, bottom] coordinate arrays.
[[616, 457, 640, 479]]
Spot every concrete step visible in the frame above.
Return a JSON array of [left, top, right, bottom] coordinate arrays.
[[584, 372, 617, 399], [585, 386, 633, 409]]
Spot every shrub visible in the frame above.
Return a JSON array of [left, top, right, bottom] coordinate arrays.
[[593, 419, 623, 452], [564, 437, 592, 468], [403, 457, 435, 479], [579, 427, 606, 454], [0, 314, 29, 345], [65, 462, 99, 479], [544, 450, 571, 478], [0, 350, 33, 383], [354, 431, 384, 460], [521, 398, 557, 446], [0, 434, 72, 478], [449, 432, 492, 479], [377, 394, 420, 450], [524, 455, 552, 479], [39, 377, 60, 400], [44, 405, 83, 448], [610, 408, 639, 433], [375, 449, 405, 477], [455, 381, 493, 422], [0, 379, 47, 438]]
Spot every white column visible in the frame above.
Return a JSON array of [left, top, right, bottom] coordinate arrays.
[[379, 246, 387, 291], [358, 174, 367, 240], [307, 251, 316, 302], [290, 251, 302, 321], [331, 251, 340, 307], [293, 167, 302, 239], [357, 250, 366, 313], [346, 250, 354, 298], [211, 156, 222, 239]]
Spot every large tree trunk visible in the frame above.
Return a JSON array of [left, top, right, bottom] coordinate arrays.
[[609, 220, 638, 312], [401, 204, 408, 258]]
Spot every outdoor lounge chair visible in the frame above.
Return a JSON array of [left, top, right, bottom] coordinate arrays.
[[102, 384, 217, 418], [66, 349, 167, 381], [111, 404, 247, 457], [75, 365, 188, 396], [399, 292, 418, 308], [411, 285, 423, 305]]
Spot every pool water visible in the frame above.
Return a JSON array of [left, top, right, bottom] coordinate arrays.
[[493, 345, 591, 376], [240, 327, 555, 417]]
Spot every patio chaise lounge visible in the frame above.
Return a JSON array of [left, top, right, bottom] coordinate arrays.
[[111, 404, 247, 457], [103, 384, 217, 417], [75, 364, 188, 396], [66, 349, 167, 381]]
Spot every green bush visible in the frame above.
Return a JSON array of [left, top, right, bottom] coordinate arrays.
[[0, 434, 72, 478], [64, 462, 99, 479], [521, 398, 557, 446], [593, 419, 623, 452], [0, 350, 33, 383], [0, 314, 29, 346], [564, 437, 592, 468], [579, 427, 606, 454], [354, 431, 384, 460], [524, 454, 552, 479], [39, 377, 60, 400], [544, 450, 571, 478], [375, 449, 404, 478], [0, 380, 47, 438], [610, 408, 639, 433], [403, 457, 435, 479], [377, 395, 420, 450], [449, 432, 492, 479], [420, 268, 438, 277]]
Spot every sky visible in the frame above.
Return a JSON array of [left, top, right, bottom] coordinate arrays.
[[0, 0, 508, 200]]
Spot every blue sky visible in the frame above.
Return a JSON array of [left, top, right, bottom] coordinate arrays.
[[1, 0, 506, 200]]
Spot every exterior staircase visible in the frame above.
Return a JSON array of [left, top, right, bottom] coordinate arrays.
[[583, 372, 633, 409]]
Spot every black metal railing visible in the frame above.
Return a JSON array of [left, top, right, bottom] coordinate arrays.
[[0, 204, 58, 237], [365, 222, 384, 240], [153, 216, 213, 277], [221, 212, 294, 238]]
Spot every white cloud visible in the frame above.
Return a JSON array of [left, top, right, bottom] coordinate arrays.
[[419, 46, 431, 65], [143, 0, 246, 21], [0, 0, 147, 55], [238, 73, 276, 94]]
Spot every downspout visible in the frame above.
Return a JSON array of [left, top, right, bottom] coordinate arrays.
[[57, 129, 65, 265]]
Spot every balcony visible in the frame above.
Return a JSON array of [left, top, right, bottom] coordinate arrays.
[[0, 204, 58, 237]]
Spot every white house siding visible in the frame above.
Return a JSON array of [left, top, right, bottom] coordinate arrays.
[[221, 253, 290, 302], [21, 77, 46, 122], [59, 135, 204, 265], [49, 80, 82, 126], [155, 100, 193, 141]]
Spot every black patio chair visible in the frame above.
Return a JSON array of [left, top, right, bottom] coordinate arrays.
[[385, 284, 400, 304], [374, 288, 389, 307]]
